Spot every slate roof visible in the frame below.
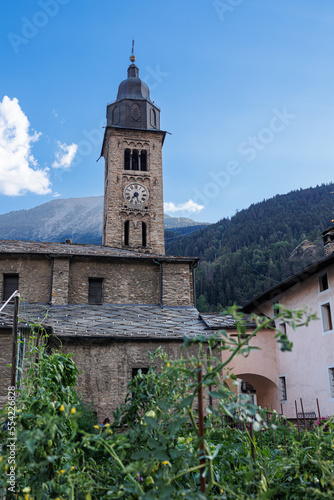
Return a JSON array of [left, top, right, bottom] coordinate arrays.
[[0, 303, 209, 339], [0, 239, 197, 262], [200, 313, 256, 330]]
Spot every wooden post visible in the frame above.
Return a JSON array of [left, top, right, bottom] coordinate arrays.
[[300, 398, 307, 433], [197, 363, 206, 494], [281, 403, 287, 449], [10, 294, 19, 388], [316, 398, 321, 420], [249, 422, 255, 462], [295, 400, 301, 443]]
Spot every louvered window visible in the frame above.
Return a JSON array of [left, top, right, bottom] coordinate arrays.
[[88, 278, 103, 305], [3, 274, 19, 301]]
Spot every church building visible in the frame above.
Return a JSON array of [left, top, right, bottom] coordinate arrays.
[[0, 52, 211, 419]]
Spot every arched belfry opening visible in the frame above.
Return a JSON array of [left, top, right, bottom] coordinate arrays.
[[124, 221, 129, 246]]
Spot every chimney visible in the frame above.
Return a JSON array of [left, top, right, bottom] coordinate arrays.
[[322, 226, 334, 256]]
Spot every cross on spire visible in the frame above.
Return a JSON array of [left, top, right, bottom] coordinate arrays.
[[130, 39, 136, 63]]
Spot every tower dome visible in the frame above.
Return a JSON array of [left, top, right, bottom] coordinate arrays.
[[107, 53, 160, 130], [116, 63, 150, 100]]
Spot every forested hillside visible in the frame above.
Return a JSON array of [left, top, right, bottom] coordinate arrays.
[[165, 183, 334, 311]]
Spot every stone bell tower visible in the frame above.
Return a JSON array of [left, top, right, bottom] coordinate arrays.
[[101, 50, 166, 255]]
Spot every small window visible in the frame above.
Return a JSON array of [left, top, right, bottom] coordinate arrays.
[[321, 303, 333, 332], [132, 149, 139, 170], [88, 278, 103, 305], [124, 221, 129, 246], [132, 367, 149, 378], [3, 274, 19, 301], [140, 150, 147, 171], [124, 149, 131, 170], [279, 376, 287, 402], [142, 222, 147, 247], [328, 367, 334, 398], [319, 273, 329, 292]]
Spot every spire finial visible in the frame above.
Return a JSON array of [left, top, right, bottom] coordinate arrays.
[[130, 39, 136, 63]]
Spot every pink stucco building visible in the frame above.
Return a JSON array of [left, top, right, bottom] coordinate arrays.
[[217, 226, 334, 418]]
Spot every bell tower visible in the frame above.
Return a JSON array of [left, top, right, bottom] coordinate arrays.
[[101, 50, 166, 255]]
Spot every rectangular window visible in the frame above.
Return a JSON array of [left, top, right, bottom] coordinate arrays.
[[3, 274, 19, 301], [328, 367, 334, 398], [132, 367, 149, 378], [319, 273, 329, 292], [88, 278, 103, 305], [321, 303, 333, 332], [279, 376, 287, 402]]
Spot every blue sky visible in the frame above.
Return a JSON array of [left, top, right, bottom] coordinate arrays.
[[0, 0, 334, 222]]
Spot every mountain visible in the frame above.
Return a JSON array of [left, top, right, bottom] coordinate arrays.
[[165, 183, 334, 311], [0, 196, 208, 244]]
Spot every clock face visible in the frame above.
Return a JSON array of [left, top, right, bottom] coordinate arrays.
[[124, 183, 149, 206]]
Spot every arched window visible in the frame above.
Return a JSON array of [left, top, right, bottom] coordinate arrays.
[[140, 150, 147, 171], [132, 149, 139, 170], [124, 221, 129, 246], [150, 108, 156, 128], [142, 222, 147, 247], [124, 149, 131, 170]]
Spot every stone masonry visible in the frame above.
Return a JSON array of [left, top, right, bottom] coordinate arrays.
[[102, 128, 165, 255]]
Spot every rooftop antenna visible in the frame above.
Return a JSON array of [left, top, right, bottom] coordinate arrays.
[[130, 39, 136, 62]]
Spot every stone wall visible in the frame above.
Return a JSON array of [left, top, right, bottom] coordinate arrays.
[[0, 255, 195, 307], [102, 128, 165, 255], [57, 338, 202, 420], [68, 257, 160, 304], [52, 258, 70, 305], [0, 256, 50, 303], [162, 262, 193, 306]]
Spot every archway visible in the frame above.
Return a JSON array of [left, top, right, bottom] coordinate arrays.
[[225, 373, 278, 411]]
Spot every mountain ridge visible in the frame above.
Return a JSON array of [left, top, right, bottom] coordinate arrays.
[[0, 196, 209, 244]]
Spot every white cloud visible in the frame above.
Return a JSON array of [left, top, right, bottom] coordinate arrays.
[[53, 192, 61, 198], [52, 141, 78, 169], [164, 199, 205, 213], [0, 96, 51, 196]]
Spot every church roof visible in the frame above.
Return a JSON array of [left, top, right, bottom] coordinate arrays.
[[0, 239, 198, 262], [0, 303, 209, 339], [116, 63, 150, 101]]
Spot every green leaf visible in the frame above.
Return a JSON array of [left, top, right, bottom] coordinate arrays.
[[178, 395, 194, 409]]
